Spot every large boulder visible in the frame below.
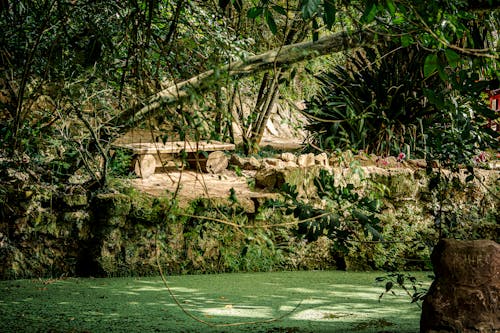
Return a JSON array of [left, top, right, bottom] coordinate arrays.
[[420, 239, 500, 333]]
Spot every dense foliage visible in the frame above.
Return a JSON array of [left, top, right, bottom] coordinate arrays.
[[0, 0, 498, 278], [301, 1, 499, 159], [303, 45, 439, 155], [1, 0, 498, 182]]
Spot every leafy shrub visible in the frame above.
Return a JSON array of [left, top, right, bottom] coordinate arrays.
[[109, 149, 135, 177], [303, 45, 439, 156]]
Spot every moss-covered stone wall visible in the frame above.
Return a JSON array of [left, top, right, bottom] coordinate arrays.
[[0, 165, 498, 279]]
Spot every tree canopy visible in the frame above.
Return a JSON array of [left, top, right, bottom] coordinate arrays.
[[0, 0, 498, 185]]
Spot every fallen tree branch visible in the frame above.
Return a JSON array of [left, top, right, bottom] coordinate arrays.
[[104, 29, 379, 139]]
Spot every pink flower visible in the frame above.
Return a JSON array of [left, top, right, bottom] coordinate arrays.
[[474, 151, 488, 164], [397, 152, 406, 162]]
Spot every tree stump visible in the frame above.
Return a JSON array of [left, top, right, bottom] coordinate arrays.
[[134, 154, 156, 178]]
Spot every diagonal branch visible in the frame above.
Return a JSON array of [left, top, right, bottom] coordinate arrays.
[[104, 29, 379, 140]]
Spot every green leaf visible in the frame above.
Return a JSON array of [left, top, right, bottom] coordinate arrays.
[[437, 64, 448, 81], [272, 5, 287, 16], [424, 54, 438, 77], [361, 3, 378, 23], [424, 88, 444, 108], [400, 35, 414, 47], [445, 49, 460, 68], [265, 9, 278, 34], [301, 0, 321, 19], [323, 0, 336, 29], [386, 0, 396, 16], [247, 6, 263, 19]]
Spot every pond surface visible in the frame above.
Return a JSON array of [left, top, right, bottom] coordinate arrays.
[[0, 270, 431, 333]]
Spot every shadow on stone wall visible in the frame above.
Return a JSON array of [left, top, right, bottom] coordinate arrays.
[[0, 160, 498, 279]]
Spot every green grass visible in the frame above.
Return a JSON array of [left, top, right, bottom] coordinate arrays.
[[0, 270, 431, 333]]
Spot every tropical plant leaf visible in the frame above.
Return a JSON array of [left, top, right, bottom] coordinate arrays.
[[323, 0, 336, 29], [386, 0, 396, 17], [264, 9, 278, 34], [272, 5, 287, 16], [445, 49, 460, 68], [361, 2, 378, 23], [301, 0, 321, 19], [424, 54, 438, 77], [247, 6, 263, 19]]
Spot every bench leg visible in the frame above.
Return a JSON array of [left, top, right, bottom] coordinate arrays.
[[134, 154, 156, 178], [188, 151, 229, 173], [204, 151, 229, 173]]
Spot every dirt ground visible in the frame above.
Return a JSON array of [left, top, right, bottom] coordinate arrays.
[[128, 169, 261, 203]]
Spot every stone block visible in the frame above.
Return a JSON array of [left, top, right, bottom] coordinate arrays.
[[230, 155, 261, 170], [421, 239, 500, 333], [62, 194, 88, 207], [283, 161, 298, 168], [263, 158, 285, 169], [314, 153, 329, 167], [94, 193, 131, 217], [357, 153, 377, 166], [297, 153, 316, 167], [280, 152, 297, 163], [255, 169, 278, 189]]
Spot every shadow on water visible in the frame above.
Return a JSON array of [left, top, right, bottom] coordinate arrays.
[[0, 270, 430, 333]]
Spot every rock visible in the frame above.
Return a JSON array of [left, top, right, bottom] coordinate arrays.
[[329, 150, 355, 167], [134, 154, 156, 178], [62, 194, 88, 207], [314, 153, 329, 167], [376, 156, 398, 168], [230, 154, 245, 167], [297, 153, 316, 167], [428, 160, 441, 168], [246, 156, 262, 169], [255, 169, 278, 189], [357, 153, 377, 166], [94, 193, 132, 218], [407, 159, 427, 169], [370, 169, 421, 200], [421, 239, 500, 333], [63, 211, 90, 224], [280, 152, 297, 163], [283, 160, 298, 168], [203, 151, 229, 174], [230, 154, 261, 170], [262, 158, 285, 169], [270, 166, 321, 197]]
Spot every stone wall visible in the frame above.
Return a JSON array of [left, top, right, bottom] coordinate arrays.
[[0, 154, 498, 279]]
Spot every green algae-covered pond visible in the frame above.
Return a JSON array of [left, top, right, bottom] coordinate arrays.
[[0, 271, 431, 333]]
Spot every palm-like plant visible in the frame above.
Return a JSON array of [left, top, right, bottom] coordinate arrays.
[[303, 45, 441, 156]]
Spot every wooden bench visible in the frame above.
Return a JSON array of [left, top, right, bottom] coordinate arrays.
[[113, 140, 236, 178]]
